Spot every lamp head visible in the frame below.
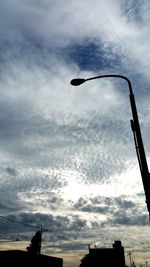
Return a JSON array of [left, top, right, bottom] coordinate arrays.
[[70, 78, 86, 86]]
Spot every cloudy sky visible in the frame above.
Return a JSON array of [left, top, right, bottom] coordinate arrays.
[[0, 0, 150, 266]]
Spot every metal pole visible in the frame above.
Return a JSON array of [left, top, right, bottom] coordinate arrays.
[[129, 90, 150, 216], [70, 74, 150, 217], [128, 251, 132, 267]]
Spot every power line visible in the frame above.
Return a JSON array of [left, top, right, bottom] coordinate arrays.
[[0, 215, 38, 229], [0, 215, 48, 232], [0, 239, 22, 243]]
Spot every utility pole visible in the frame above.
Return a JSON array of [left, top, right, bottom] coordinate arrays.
[[128, 251, 133, 267], [39, 226, 43, 254]]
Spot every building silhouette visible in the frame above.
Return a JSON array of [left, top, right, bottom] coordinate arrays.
[[0, 228, 63, 266], [0, 250, 63, 267], [80, 240, 126, 267]]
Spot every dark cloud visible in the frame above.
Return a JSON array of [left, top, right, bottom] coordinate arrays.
[[115, 197, 136, 209], [64, 38, 122, 71], [73, 197, 110, 214], [111, 211, 148, 226], [0, 166, 66, 214], [0, 181, 24, 213], [5, 167, 18, 176], [73, 195, 136, 215], [0, 212, 88, 242], [121, 0, 144, 23], [72, 195, 149, 227]]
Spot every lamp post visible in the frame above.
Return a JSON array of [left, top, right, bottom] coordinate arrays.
[[70, 74, 150, 217]]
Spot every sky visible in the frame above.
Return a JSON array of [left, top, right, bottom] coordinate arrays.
[[0, 0, 150, 266]]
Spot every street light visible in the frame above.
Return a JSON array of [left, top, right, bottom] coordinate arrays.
[[70, 74, 150, 218]]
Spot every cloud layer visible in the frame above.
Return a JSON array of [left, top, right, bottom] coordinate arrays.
[[0, 0, 150, 266]]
